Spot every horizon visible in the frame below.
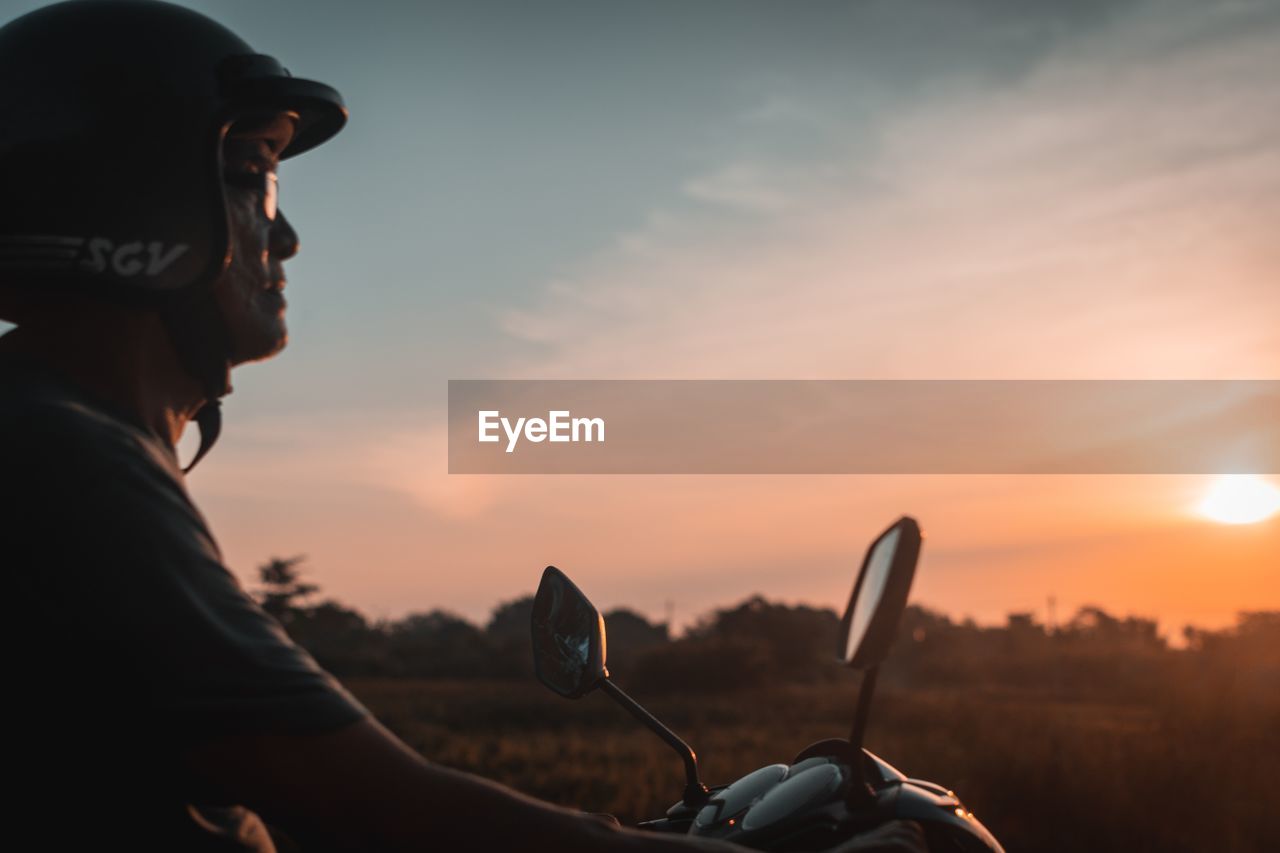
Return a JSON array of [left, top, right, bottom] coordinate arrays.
[[260, 548, 1270, 647]]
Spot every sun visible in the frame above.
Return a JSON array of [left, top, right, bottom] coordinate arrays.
[[1197, 475, 1280, 525]]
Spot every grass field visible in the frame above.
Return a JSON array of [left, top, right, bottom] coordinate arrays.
[[347, 676, 1277, 853]]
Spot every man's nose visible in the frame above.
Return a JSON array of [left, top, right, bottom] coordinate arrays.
[[269, 210, 299, 261]]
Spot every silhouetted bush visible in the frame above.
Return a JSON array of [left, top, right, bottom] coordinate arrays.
[[630, 597, 841, 693], [384, 610, 492, 678]]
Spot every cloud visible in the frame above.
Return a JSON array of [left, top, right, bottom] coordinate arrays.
[[362, 425, 519, 520], [683, 161, 798, 213], [495, 0, 1280, 382], [194, 414, 525, 522]]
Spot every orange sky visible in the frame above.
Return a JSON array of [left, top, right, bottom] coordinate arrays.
[[197, 469, 1279, 639]]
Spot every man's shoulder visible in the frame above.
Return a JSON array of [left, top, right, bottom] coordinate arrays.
[[0, 359, 181, 481]]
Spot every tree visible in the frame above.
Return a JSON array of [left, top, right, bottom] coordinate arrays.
[[632, 596, 841, 693], [485, 594, 537, 678], [601, 607, 669, 671], [288, 600, 382, 675], [256, 555, 318, 624], [386, 610, 493, 678]]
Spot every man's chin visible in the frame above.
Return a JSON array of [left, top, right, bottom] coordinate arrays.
[[231, 326, 288, 366]]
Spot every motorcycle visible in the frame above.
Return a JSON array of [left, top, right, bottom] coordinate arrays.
[[528, 516, 1005, 852]]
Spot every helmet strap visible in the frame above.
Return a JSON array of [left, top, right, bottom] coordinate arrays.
[[161, 284, 234, 474], [184, 400, 223, 474]]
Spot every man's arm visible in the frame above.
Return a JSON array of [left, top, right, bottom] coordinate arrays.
[[185, 718, 926, 853], [186, 716, 730, 852]]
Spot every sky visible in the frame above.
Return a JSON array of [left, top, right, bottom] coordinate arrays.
[[2, 0, 1277, 636]]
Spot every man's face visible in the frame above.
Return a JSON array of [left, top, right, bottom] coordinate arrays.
[[215, 113, 299, 365]]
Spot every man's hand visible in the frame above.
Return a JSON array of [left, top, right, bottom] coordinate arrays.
[[830, 820, 928, 853]]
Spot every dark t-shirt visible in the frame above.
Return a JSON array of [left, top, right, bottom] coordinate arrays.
[[1, 354, 368, 847]]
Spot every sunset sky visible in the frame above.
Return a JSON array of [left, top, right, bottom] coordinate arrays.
[[3, 0, 1275, 636]]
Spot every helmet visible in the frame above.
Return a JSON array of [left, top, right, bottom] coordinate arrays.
[[0, 0, 347, 470]]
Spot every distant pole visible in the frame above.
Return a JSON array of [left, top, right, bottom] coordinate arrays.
[[664, 598, 675, 635], [1047, 595, 1057, 634]]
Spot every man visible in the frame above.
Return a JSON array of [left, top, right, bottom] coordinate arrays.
[[0, 2, 923, 851]]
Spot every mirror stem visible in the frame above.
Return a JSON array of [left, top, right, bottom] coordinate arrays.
[[848, 664, 879, 751], [844, 664, 881, 807], [599, 678, 710, 806]]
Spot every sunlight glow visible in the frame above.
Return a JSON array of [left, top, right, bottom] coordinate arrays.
[[1197, 476, 1280, 525]]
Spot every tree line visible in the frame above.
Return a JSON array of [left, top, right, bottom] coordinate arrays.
[[256, 556, 1280, 700]]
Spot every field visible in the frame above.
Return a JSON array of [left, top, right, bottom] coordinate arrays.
[[348, 676, 1277, 853]]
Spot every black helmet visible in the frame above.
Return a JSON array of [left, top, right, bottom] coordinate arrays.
[[0, 0, 347, 469]]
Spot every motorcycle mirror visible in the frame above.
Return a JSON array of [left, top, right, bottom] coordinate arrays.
[[833, 516, 923, 803], [531, 566, 608, 699], [838, 516, 922, 669], [529, 565, 712, 806]]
